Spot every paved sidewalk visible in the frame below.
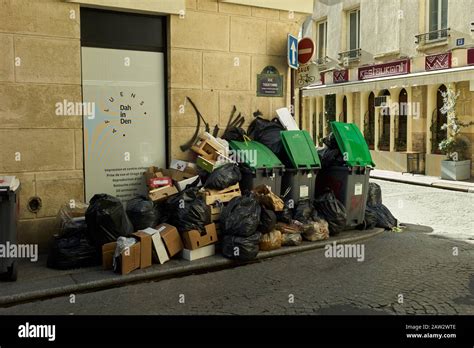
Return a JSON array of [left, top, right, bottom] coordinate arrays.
[[0, 228, 384, 306], [370, 169, 474, 193]]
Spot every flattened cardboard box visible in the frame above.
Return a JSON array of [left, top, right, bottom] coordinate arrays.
[[102, 242, 141, 275], [155, 223, 183, 258], [133, 231, 152, 269], [182, 223, 218, 250], [149, 185, 178, 202]]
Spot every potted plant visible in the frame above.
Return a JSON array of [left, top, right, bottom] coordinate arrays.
[[438, 84, 473, 181]]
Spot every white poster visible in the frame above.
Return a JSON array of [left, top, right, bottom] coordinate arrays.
[[82, 47, 166, 202]]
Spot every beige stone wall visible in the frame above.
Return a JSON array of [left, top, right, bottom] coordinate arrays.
[[0, 0, 83, 249], [170, 0, 304, 161]]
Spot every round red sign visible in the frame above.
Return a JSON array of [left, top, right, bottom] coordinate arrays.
[[298, 37, 315, 65]]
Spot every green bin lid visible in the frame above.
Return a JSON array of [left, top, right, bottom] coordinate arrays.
[[229, 140, 282, 170], [280, 130, 321, 169], [330, 122, 375, 167]]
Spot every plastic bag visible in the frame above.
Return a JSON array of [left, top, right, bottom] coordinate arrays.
[[275, 222, 302, 234], [365, 205, 397, 229], [259, 230, 282, 251], [258, 208, 277, 234], [222, 233, 261, 261], [56, 202, 89, 230], [281, 233, 302, 246], [276, 205, 294, 223], [293, 200, 314, 224], [313, 190, 347, 235], [318, 147, 345, 168], [126, 196, 158, 231], [220, 193, 261, 237], [253, 185, 284, 212], [113, 237, 137, 271], [166, 187, 210, 233], [248, 117, 285, 155], [222, 127, 247, 142], [204, 163, 241, 190], [363, 207, 378, 229], [47, 220, 101, 270], [85, 194, 134, 247], [302, 218, 330, 241], [367, 182, 383, 206], [323, 132, 339, 149]]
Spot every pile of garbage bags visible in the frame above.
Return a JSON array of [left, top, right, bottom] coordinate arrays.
[[364, 182, 398, 229]]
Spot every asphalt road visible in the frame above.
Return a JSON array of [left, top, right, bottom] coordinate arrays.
[[0, 180, 473, 315]]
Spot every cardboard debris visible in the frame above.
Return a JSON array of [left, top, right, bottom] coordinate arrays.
[[182, 223, 218, 250], [149, 185, 178, 202], [155, 223, 184, 258], [102, 241, 141, 275], [132, 231, 153, 269], [181, 244, 216, 261]]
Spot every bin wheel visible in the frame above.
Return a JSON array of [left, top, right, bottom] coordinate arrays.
[[7, 261, 18, 281]]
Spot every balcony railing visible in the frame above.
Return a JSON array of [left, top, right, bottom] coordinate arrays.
[[315, 56, 330, 66], [338, 48, 361, 64], [415, 28, 450, 45]]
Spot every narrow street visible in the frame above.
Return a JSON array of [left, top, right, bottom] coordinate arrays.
[[2, 180, 472, 315]]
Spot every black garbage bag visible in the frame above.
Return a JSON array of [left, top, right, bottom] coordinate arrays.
[[293, 200, 314, 224], [276, 205, 293, 223], [222, 233, 261, 261], [313, 190, 347, 235], [126, 196, 158, 231], [323, 132, 339, 149], [85, 194, 133, 247], [367, 182, 383, 206], [366, 205, 397, 229], [222, 127, 247, 142], [47, 220, 101, 270], [258, 208, 277, 233], [166, 187, 210, 233], [220, 193, 261, 237], [204, 163, 241, 190], [248, 117, 285, 155], [363, 206, 378, 229], [318, 147, 345, 168]]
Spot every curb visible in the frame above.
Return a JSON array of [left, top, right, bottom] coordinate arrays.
[[0, 228, 384, 307], [370, 175, 473, 193]]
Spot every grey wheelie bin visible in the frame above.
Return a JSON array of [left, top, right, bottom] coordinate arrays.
[[0, 176, 20, 281], [280, 130, 321, 204], [315, 122, 375, 229]]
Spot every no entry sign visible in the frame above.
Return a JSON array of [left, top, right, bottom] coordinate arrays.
[[298, 37, 315, 65]]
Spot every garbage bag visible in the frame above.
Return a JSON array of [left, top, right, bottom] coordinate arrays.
[[253, 185, 284, 212], [302, 218, 330, 241], [220, 193, 261, 237], [318, 147, 345, 168], [204, 163, 241, 190], [222, 126, 247, 142], [258, 208, 277, 234], [222, 233, 261, 261], [276, 206, 293, 223], [166, 187, 210, 234], [313, 190, 347, 235], [247, 117, 285, 155], [281, 232, 302, 246], [85, 194, 133, 247], [293, 200, 314, 224], [363, 207, 378, 230], [275, 222, 302, 234], [126, 196, 158, 231], [259, 230, 282, 251], [47, 220, 101, 270], [366, 204, 397, 229], [367, 182, 383, 206], [322, 132, 339, 149]]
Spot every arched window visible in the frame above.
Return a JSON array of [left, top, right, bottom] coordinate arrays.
[[431, 85, 447, 154], [378, 90, 391, 151], [365, 92, 375, 149], [342, 96, 348, 123], [396, 89, 408, 152], [325, 94, 336, 133]]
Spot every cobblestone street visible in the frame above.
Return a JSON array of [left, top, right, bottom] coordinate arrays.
[[1, 181, 472, 316]]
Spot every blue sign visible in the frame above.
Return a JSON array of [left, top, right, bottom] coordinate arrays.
[[287, 34, 298, 69], [456, 38, 465, 46]]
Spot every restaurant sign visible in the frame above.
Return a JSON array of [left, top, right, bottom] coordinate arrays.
[[358, 59, 410, 80], [333, 69, 349, 83], [425, 52, 451, 71]]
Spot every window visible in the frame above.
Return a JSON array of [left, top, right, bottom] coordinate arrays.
[[428, 0, 448, 40], [316, 20, 327, 61], [348, 8, 360, 58]]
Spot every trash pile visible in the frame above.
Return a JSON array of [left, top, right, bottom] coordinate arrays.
[[46, 106, 398, 274]]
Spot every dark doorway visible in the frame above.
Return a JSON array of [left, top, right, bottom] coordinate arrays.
[[365, 92, 375, 149], [325, 94, 336, 133], [397, 89, 408, 152], [342, 96, 348, 123], [378, 90, 391, 151], [431, 84, 447, 154]]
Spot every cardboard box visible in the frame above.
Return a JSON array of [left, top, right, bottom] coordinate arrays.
[[132, 231, 152, 269], [144, 167, 164, 189], [182, 223, 218, 250], [148, 177, 172, 189], [102, 241, 141, 275], [181, 244, 215, 261], [141, 227, 170, 265], [155, 223, 184, 258], [149, 185, 178, 202]]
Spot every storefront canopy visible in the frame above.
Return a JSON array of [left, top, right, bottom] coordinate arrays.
[[302, 66, 474, 97]]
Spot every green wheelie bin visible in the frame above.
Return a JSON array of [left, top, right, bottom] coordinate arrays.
[[280, 130, 321, 205], [315, 122, 375, 229], [229, 140, 284, 195]]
